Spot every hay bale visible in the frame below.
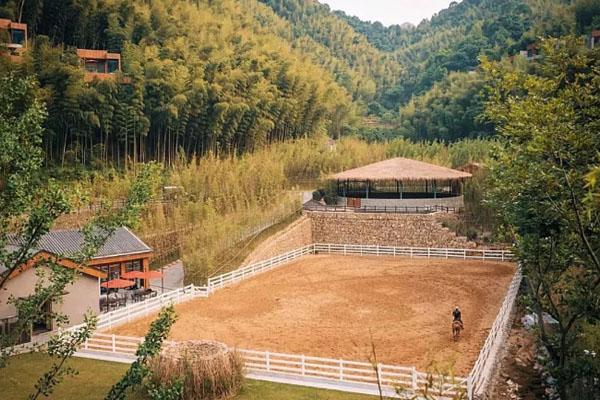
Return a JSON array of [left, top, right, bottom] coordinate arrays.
[[150, 340, 244, 400]]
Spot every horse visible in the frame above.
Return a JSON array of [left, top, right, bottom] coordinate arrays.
[[452, 320, 463, 341]]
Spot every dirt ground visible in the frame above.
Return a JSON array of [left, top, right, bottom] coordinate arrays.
[[489, 308, 548, 399], [112, 255, 516, 375]]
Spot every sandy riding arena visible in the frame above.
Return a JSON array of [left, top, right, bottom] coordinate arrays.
[[113, 255, 516, 374]]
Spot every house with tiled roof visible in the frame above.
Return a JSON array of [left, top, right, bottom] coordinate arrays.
[[0, 227, 153, 341]]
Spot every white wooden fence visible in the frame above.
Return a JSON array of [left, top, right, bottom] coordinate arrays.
[[93, 243, 514, 333], [207, 245, 314, 290], [79, 242, 517, 399], [96, 284, 209, 330], [313, 243, 514, 262], [78, 332, 468, 399], [467, 266, 523, 398]]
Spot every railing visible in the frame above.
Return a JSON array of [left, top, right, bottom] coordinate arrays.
[[207, 245, 314, 290], [96, 284, 208, 330], [93, 244, 513, 332], [467, 266, 523, 398], [314, 243, 514, 262], [304, 204, 461, 214], [78, 333, 468, 399], [75, 243, 516, 399]]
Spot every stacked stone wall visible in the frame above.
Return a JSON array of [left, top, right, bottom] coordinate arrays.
[[308, 211, 476, 249]]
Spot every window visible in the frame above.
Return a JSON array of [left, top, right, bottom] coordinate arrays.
[[10, 29, 25, 45], [107, 59, 119, 73]]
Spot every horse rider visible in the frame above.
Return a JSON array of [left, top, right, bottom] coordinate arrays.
[[453, 306, 464, 329]]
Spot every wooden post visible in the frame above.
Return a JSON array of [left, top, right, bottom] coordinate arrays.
[[142, 257, 150, 289]]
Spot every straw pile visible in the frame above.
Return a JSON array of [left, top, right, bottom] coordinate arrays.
[[150, 340, 244, 400]]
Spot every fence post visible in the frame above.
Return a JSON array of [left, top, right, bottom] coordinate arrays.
[[377, 363, 383, 385], [112, 334, 116, 353], [411, 366, 417, 390], [339, 360, 344, 381], [266, 351, 270, 372], [84, 338, 88, 350], [427, 248, 430, 258], [301, 355, 305, 376]]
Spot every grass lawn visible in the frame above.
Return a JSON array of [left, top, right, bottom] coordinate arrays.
[[1, 353, 376, 399]]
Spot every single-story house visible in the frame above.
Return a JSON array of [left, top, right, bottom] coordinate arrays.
[[0, 227, 153, 341]]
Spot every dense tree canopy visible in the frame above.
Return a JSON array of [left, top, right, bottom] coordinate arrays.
[[0, 0, 357, 167], [484, 37, 600, 398]]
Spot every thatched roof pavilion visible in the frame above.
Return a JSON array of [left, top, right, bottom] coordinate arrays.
[[331, 158, 471, 182], [329, 158, 472, 209]]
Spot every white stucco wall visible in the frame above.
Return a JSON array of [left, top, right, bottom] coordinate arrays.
[[336, 195, 464, 209], [0, 266, 100, 329]]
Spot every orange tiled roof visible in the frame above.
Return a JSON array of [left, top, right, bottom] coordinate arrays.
[[77, 48, 120, 60], [0, 18, 26, 30]]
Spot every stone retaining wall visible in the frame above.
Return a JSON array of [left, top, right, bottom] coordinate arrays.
[[308, 211, 476, 249], [243, 215, 313, 264]]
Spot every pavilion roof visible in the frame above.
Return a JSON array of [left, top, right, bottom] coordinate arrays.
[[330, 157, 472, 182]]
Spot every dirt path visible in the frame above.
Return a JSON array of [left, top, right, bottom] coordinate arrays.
[[112, 255, 515, 375]]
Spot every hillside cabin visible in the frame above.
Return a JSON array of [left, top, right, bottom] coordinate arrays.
[[592, 30, 600, 49], [77, 49, 124, 82], [330, 158, 471, 210], [0, 227, 153, 342], [0, 18, 27, 62]]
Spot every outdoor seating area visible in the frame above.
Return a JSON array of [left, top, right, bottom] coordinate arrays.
[[99, 288, 158, 312], [99, 269, 162, 312]]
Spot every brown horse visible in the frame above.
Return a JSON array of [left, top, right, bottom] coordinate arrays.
[[452, 320, 463, 341]]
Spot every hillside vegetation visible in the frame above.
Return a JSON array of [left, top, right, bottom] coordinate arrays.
[[1, 0, 598, 162]]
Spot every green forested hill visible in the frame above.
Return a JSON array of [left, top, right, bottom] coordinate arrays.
[[0, 0, 358, 166], [0, 0, 598, 167]]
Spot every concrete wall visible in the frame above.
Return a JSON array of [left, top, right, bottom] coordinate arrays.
[[337, 196, 464, 209], [308, 211, 476, 249], [0, 266, 100, 329], [243, 215, 313, 264]]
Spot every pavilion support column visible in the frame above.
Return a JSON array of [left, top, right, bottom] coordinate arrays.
[[433, 181, 437, 199], [142, 257, 150, 289], [366, 180, 370, 199]]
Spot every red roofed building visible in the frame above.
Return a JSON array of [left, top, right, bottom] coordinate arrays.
[[77, 48, 124, 82], [0, 18, 27, 62]]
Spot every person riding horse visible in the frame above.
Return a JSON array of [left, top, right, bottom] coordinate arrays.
[[453, 306, 464, 329]]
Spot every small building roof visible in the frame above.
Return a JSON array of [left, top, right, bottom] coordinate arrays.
[[7, 227, 152, 260], [76, 48, 120, 60], [330, 157, 472, 182], [0, 18, 27, 30]]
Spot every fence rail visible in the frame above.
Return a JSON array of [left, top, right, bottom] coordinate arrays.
[[96, 284, 208, 331], [313, 243, 514, 262], [467, 266, 523, 398], [207, 245, 314, 290], [304, 204, 461, 214], [78, 333, 468, 398]]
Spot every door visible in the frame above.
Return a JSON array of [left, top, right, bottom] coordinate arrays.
[[347, 197, 361, 208]]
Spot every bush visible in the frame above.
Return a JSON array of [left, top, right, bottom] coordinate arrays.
[[149, 341, 244, 400]]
